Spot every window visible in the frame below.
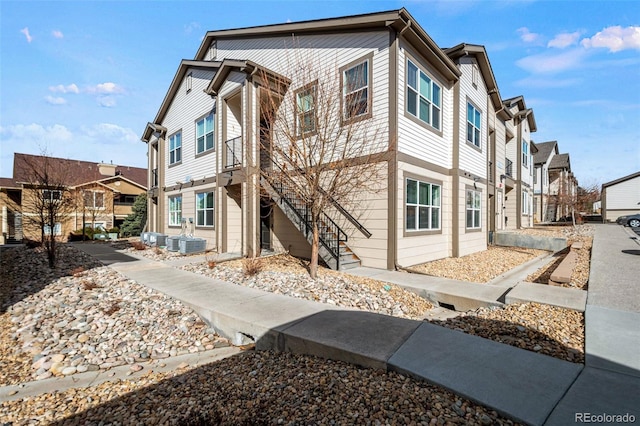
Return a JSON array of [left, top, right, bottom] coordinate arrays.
[[208, 41, 217, 61], [406, 178, 441, 231], [406, 59, 442, 130], [467, 103, 481, 147], [466, 189, 482, 229], [169, 195, 182, 226], [522, 140, 529, 167], [472, 64, 479, 87], [342, 59, 369, 121], [44, 222, 62, 236], [43, 189, 62, 202], [296, 84, 316, 135], [196, 114, 214, 153], [169, 132, 182, 165], [196, 191, 214, 227], [83, 191, 104, 209], [522, 191, 530, 214], [186, 73, 192, 93]]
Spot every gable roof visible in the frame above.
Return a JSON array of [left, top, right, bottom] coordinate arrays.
[[533, 141, 558, 165], [0, 177, 18, 189], [12, 153, 147, 188], [444, 43, 504, 114], [602, 171, 640, 189], [195, 8, 461, 82], [503, 95, 537, 132], [548, 153, 571, 171]]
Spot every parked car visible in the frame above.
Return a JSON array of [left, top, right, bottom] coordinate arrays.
[[616, 214, 640, 227]]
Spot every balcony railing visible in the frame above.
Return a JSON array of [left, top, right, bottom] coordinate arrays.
[[224, 136, 242, 169], [505, 158, 513, 178], [151, 168, 159, 188]]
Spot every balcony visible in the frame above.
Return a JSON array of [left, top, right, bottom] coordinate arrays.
[[224, 136, 242, 169], [505, 158, 513, 178]]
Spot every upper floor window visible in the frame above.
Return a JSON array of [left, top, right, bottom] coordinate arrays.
[[522, 140, 529, 167], [44, 222, 62, 236], [83, 191, 104, 209], [196, 191, 214, 227], [467, 103, 481, 148], [407, 59, 442, 130], [522, 191, 531, 214], [169, 195, 182, 226], [406, 178, 441, 231], [186, 73, 192, 94], [169, 132, 182, 165], [43, 189, 62, 202], [342, 58, 370, 121], [466, 189, 481, 229], [295, 83, 316, 136], [196, 114, 214, 154]]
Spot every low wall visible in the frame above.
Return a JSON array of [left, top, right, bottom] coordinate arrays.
[[494, 231, 567, 252]]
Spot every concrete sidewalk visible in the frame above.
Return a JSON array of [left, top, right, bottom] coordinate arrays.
[[72, 224, 639, 425]]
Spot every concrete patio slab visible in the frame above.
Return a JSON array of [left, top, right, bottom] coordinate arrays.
[[388, 322, 583, 426], [545, 367, 640, 425], [263, 310, 422, 370], [505, 282, 587, 311]]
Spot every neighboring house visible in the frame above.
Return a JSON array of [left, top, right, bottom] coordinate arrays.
[[141, 8, 542, 270], [532, 140, 559, 223], [601, 171, 640, 223], [0, 153, 147, 244], [501, 96, 537, 230], [548, 153, 578, 221]]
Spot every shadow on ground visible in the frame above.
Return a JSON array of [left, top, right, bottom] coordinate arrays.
[[0, 242, 137, 314]]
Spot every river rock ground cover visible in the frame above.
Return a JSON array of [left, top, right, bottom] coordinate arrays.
[[0, 245, 520, 425]]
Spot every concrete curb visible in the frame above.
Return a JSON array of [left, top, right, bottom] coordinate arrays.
[[0, 346, 242, 403]]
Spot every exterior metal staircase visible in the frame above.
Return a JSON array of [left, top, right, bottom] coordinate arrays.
[[261, 176, 362, 271]]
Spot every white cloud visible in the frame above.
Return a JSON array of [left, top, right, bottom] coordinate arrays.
[[20, 27, 33, 43], [85, 123, 139, 144], [516, 48, 587, 74], [581, 26, 640, 52], [52, 30, 64, 39], [517, 27, 541, 43], [49, 83, 80, 94], [548, 31, 582, 49], [45, 96, 67, 105], [86, 82, 125, 94], [1, 123, 73, 144], [184, 22, 200, 34], [97, 96, 117, 107]]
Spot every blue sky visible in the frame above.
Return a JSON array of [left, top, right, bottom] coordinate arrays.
[[1, 0, 639, 186]]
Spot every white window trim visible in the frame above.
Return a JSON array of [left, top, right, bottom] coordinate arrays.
[[84, 190, 105, 210], [169, 195, 182, 226], [466, 189, 482, 229], [406, 59, 442, 131], [195, 191, 215, 227], [44, 222, 62, 236], [196, 114, 215, 154], [467, 102, 481, 148], [186, 73, 192, 94], [341, 56, 371, 122], [405, 178, 441, 231], [522, 140, 529, 168], [169, 131, 182, 165], [295, 83, 317, 136]]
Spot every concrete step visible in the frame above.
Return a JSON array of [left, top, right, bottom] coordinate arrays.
[[505, 281, 587, 311]]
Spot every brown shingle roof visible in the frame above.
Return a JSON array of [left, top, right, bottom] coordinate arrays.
[[549, 153, 571, 171], [0, 177, 17, 188], [12, 153, 147, 188], [533, 141, 558, 165]]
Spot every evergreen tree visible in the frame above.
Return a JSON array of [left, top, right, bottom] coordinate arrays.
[[120, 194, 147, 237]]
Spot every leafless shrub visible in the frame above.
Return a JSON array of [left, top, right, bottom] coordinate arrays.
[[130, 241, 146, 251], [103, 302, 120, 315], [82, 280, 101, 290], [243, 257, 264, 277]]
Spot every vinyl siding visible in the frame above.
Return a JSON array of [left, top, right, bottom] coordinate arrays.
[[397, 41, 453, 169], [605, 175, 640, 209], [163, 68, 217, 186], [396, 161, 452, 267], [457, 58, 487, 177]]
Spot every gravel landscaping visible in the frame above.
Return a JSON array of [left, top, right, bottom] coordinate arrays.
[[1, 235, 589, 423], [0, 244, 520, 425]]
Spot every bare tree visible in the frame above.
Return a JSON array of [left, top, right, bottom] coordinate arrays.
[[258, 43, 387, 278], [17, 153, 74, 268]]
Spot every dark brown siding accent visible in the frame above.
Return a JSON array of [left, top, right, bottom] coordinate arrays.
[[452, 80, 460, 257], [387, 28, 399, 270]]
